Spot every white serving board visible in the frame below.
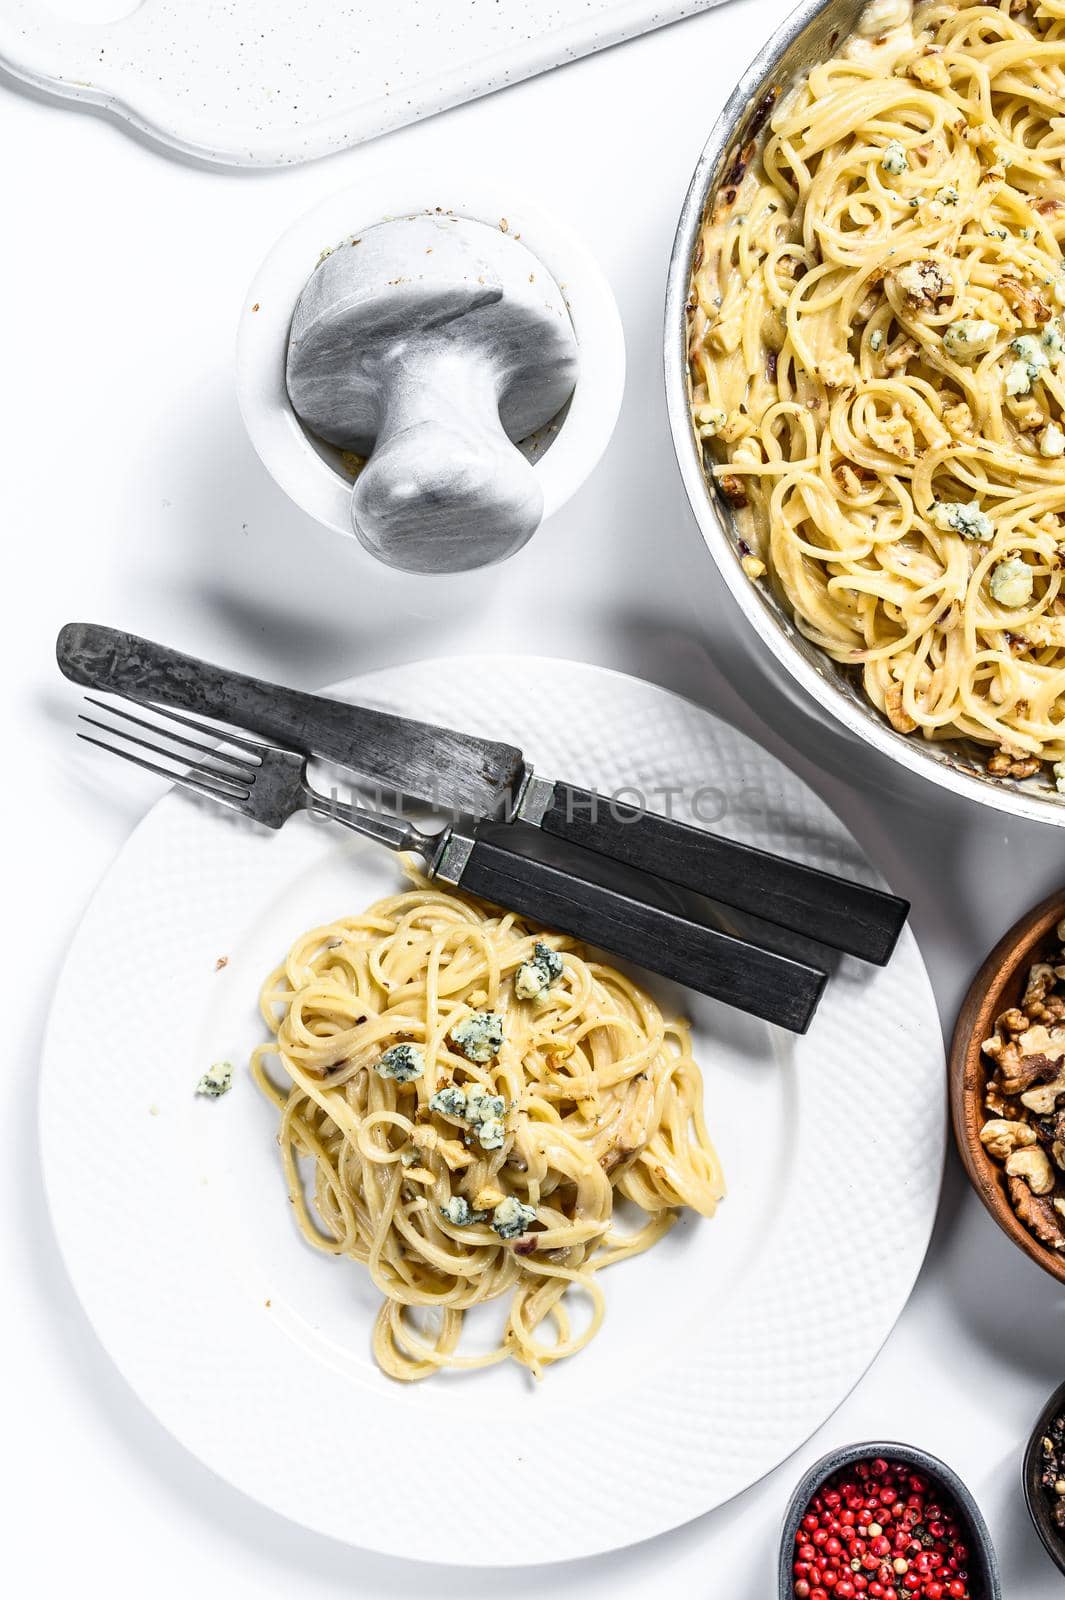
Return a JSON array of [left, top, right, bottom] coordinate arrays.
[[0, 0, 730, 167]]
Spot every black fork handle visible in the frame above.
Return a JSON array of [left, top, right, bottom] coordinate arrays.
[[454, 835, 827, 1034]]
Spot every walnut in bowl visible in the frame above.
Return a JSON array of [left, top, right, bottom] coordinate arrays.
[[979, 941, 1065, 1256], [951, 891, 1065, 1285]]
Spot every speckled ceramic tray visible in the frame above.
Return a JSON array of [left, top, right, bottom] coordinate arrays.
[[40, 657, 945, 1563], [0, 0, 729, 166]]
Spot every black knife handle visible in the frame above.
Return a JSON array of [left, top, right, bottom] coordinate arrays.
[[535, 782, 908, 966], [454, 836, 827, 1034]]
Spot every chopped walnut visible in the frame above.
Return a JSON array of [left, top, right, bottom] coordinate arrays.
[[985, 1083, 1014, 1118], [718, 474, 748, 507], [719, 409, 755, 445], [987, 751, 1042, 779], [1012, 399, 1045, 432], [820, 353, 857, 388], [869, 409, 916, 457], [885, 682, 917, 733], [943, 400, 973, 434], [1023, 963, 1059, 1018], [884, 338, 919, 372], [1021, 1071, 1065, 1116], [413, 1124, 473, 1172], [980, 1119, 1037, 1160], [1009, 1176, 1065, 1251], [998, 275, 1052, 326], [964, 123, 998, 151], [1006, 1145, 1056, 1194], [981, 930, 1065, 1253], [834, 462, 864, 497], [894, 259, 949, 308], [997, 1041, 1059, 1096], [1019, 1022, 1065, 1061], [910, 55, 950, 89]]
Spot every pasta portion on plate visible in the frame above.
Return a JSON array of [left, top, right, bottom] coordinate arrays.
[[688, 0, 1065, 787], [252, 880, 723, 1382]]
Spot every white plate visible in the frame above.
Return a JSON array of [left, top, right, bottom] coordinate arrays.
[[40, 657, 944, 1565]]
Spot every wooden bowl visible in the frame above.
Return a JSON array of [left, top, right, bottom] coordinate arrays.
[[949, 887, 1065, 1287]]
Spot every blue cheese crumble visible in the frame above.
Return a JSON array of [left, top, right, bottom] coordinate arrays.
[[465, 1087, 507, 1149], [1042, 322, 1065, 360], [880, 140, 908, 176], [929, 500, 993, 540], [440, 1196, 486, 1227], [374, 1043, 425, 1083], [1055, 762, 1065, 795], [476, 1116, 506, 1151], [1005, 359, 1036, 396], [989, 557, 1034, 608], [934, 185, 959, 206], [449, 1011, 503, 1063], [694, 404, 726, 437], [1040, 422, 1065, 457], [1005, 333, 1053, 396], [869, 329, 884, 352], [430, 1081, 507, 1147], [943, 319, 997, 362], [465, 1086, 507, 1132], [429, 1083, 467, 1118], [196, 1060, 233, 1098], [515, 942, 565, 1001], [491, 1197, 537, 1240]]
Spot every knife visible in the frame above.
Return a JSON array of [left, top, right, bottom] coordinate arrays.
[[57, 623, 908, 965], [73, 690, 828, 1033]]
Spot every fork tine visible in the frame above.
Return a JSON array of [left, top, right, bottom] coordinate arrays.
[[76, 732, 253, 817], [78, 714, 251, 795], [83, 694, 259, 776], [85, 692, 272, 757]]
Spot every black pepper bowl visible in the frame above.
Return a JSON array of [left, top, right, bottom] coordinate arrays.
[[778, 1441, 1002, 1599], [1023, 1379, 1065, 1576]]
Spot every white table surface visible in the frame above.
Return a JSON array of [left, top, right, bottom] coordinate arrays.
[[3, 0, 1062, 1593]]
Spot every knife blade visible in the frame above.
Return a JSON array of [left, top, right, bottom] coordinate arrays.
[[57, 622, 524, 819], [57, 622, 909, 965]]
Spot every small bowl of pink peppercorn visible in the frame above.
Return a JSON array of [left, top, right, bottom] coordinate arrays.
[[779, 1443, 1001, 1600]]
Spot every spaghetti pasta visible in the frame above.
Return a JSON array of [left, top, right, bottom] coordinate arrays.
[[688, 0, 1065, 785], [252, 879, 723, 1382]]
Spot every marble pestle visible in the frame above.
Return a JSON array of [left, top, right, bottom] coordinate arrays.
[[286, 213, 580, 573]]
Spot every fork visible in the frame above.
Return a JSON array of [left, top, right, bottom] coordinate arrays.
[[76, 694, 828, 1032]]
